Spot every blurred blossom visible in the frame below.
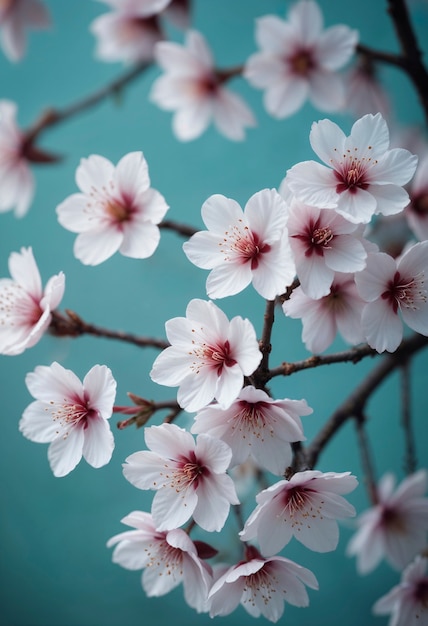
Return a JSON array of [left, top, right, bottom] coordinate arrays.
[[0, 0, 49, 61], [0, 247, 64, 355], [56, 151, 169, 265], [20, 362, 116, 477], [244, 0, 358, 118], [150, 30, 256, 141], [345, 57, 390, 120], [406, 152, 428, 242]]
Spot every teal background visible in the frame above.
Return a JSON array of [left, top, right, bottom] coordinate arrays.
[[1, 1, 427, 625]]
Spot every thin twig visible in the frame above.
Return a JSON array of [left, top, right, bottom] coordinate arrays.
[[354, 413, 379, 505], [159, 219, 198, 238], [400, 358, 417, 474]]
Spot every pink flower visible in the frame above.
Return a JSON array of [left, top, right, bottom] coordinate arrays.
[[244, 0, 358, 118], [56, 151, 169, 265], [150, 299, 262, 412], [107, 510, 212, 613], [406, 152, 428, 242], [0, 247, 64, 355], [208, 547, 318, 622], [150, 30, 256, 141], [373, 556, 428, 626], [183, 189, 295, 300], [240, 470, 357, 555], [191, 386, 310, 475], [0, 0, 49, 62], [122, 423, 239, 532], [283, 273, 366, 353], [347, 470, 428, 574], [19, 362, 116, 477], [0, 100, 35, 217], [286, 113, 418, 224], [285, 197, 367, 299], [91, 11, 162, 64], [355, 242, 428, 353]]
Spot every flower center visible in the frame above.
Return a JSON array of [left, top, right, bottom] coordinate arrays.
[[380, 506, 406, 533], [51, 398, 96, 436], [414, 578, 428, 608], [104, 198, 133, 223], [233, 400, 275, 441], [293, 218, 334, 257], [382, 270, 427, 314], [411, 193, 428, 216], [334, 151, 374, 195], [220, 223, 271, 269], [289, 50, 314, 76], [203, 339, 237, 373], [0, 283, 43, 328]]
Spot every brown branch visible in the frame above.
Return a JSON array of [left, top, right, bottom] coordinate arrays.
[[306, 333, 428, 469], [159, 219, 198, 238], [257, 299, 276, 384], [357, 43, 406, 70], [354, 413, 379, 505], [49, 309, 169, 350]]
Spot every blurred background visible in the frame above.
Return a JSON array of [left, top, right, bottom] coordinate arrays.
[[1, 1, 427, 625]]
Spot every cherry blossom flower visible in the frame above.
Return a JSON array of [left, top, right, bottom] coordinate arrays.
[[284, 197, 367, 299], [150, 299, 262, 412], [150, 30, 256, 141], [0, 0, 49, 62], [122, 423, 239, 532], [355, 242, 428, 353], [19, 362, 116, 477], [191, 386, 310, 475], [0, 247, 64, 355], [406, 152, 428, 242], [286, 113, 418, 224], [373, 556, 428, 626], [0, 100, 35, 217], [56, 151, 168, 265], [240, 470, 358, 555], [347, 470, 428, 574], [244, 0, 358, 119], [208, 546, 318, 623], [183, 189, 295, 300], [345, 58, 390, 121], [283, 273, 366, 353], [107, 510, 212, 613], [91, 11, 163, 64]]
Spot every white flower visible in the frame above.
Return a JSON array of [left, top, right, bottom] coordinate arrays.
[[373, 556, 428, 626], [347, 470, 428, 574], [150, 299, 262, 412], [19, 362, 116, 477], [191, 386, 310, 475], [107, 510, 212, 613], [240, 470, 358, 555], [0, 247, 64, 355], [244, 0, 358, 118], [285, 197, 367, 299], [283, 273, 366, 353], [183, 189, 295, 300], [355, 242, 428, 353], [208, 548, 318, 623], [0, 0, 49, 62], [0, 100, 35, 217], [286, 113, 418, 224], [150, 30, 256, 141], [122, 423, 239, 532], [56, 151, 168, 265]]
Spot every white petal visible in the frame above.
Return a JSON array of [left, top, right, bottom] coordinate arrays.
[[83, 364, 116, 418], [82, 415, 114, 468], [362, 299, 403, 353], [19, 401, 61, 443], [74, 227, 123, 265], [47, 426, 85, 477], [76, 155, 114, 194], [317, 25, 358, 70]]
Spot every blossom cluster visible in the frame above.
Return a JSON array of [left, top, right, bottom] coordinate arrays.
[[2, 0, 428, 624]]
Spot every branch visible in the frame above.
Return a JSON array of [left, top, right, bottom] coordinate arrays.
[[354, 413, 379, 505], [159, 219, 198, 238], [306, 333, 428, 469], [49, 309, 169, 350], [400, 358, 417, 474]]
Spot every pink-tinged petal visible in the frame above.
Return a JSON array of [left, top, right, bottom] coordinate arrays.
[[308, 71, 345, 112], [245, 188, 287, 241], [181, 555, 212, 613], [142, 558, 182, 597], [151, 481, 198, 530], [110, 537, 153, 570], [336, 187, 377, 224], [393, 469, 427, 502], [82, 415, 114, 468], [56, 194, 95, 233], [398, 240, 428, 277], [1, 13, 25, 61], [252, 241, 295, 300], [296, 516, 339, 552], [264, 77, 308, 118], [251, 431, 293, 476], [193, 473, 238, 531], [47, 425, 85, 477], [150, 74, 190, 110], [347, 518, 384, 574], [383, 528, 424, 570], [301, 299, 337, 353], [154, 40, 200, 75], [286, 161, 338, 208], [362, 299, 403, 353], [136, 187, 169, 223], [244, 53, 288, 89], [195, 433, 232, 473], [298, 252, 334, 299], [12, 164, 34, 217], [19, 401, 61, 443], [206, 262, 253, 299], [212, 88, 256, 141], [186, 30, 213, 69], [8, 247, 41, 297], [120, 220, 160, 259], [227, 317, 261, 375], [74, 227, 123, 265], [355, 252, 395, 301], [83, 364, 116, 418], [200, 193, 244, 232], [172, 101, 212, 141], [372, 184, 411, 217], [115, 151, 150, 196], [254, 15, 294, 53], [183, 230, 228, 269], [324, 235, 367, 273], [289, 0, 323, 44], [372, 586, 406, 615], [208, 576, 244, 617], [401, 303, 428, 338], [317, 25, 358, 70], [42, 271, 65, 311], [22, 0, 51, 27], [309, 118, 347, 167], [373, 148, 418, 186], [145, 423, 194, 460], [348, 113, 390, 159], [75, 155, 114, 194], [25, 361, 83, 403], [186, 298, 229, 336], [122, 450, 171, 490]]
